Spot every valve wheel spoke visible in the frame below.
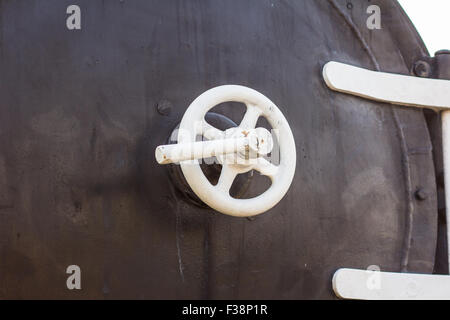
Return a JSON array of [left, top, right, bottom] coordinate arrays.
[[252, 158, 279, 180], [201, 121, 224, 141], [240, 104, 262, 129], [216, 164, 238, 193]]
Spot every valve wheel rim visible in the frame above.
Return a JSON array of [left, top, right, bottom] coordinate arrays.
[[178, 85, 296, 217]]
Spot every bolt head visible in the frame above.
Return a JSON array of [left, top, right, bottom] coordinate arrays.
[[156, 100, 172, 116], [413, 61, 431, 78], [415, 188, 429, 201]]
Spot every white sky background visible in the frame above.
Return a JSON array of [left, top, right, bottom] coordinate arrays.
[[397, 0, 450, 55]]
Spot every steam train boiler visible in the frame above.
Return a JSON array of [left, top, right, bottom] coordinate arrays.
[[0, 0, 449, 299]]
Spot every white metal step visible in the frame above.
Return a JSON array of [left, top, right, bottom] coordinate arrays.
[[323, 61, 450, 111], [333, 268, 450, 300]]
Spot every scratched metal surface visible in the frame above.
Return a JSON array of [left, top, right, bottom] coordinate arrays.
[[0, 0, 438, 299]]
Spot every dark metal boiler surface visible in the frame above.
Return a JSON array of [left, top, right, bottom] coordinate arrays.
[[0, 0, 441, 299]]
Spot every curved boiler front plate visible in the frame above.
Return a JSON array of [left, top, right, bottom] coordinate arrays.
[[0, 0, 438, 299]]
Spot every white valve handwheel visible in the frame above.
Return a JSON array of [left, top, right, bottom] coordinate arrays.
[[178, 85, 296, 217]]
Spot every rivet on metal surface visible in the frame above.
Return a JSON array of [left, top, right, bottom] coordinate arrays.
[[156, 100, 172, 116], [415, 188, 429, 201]]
